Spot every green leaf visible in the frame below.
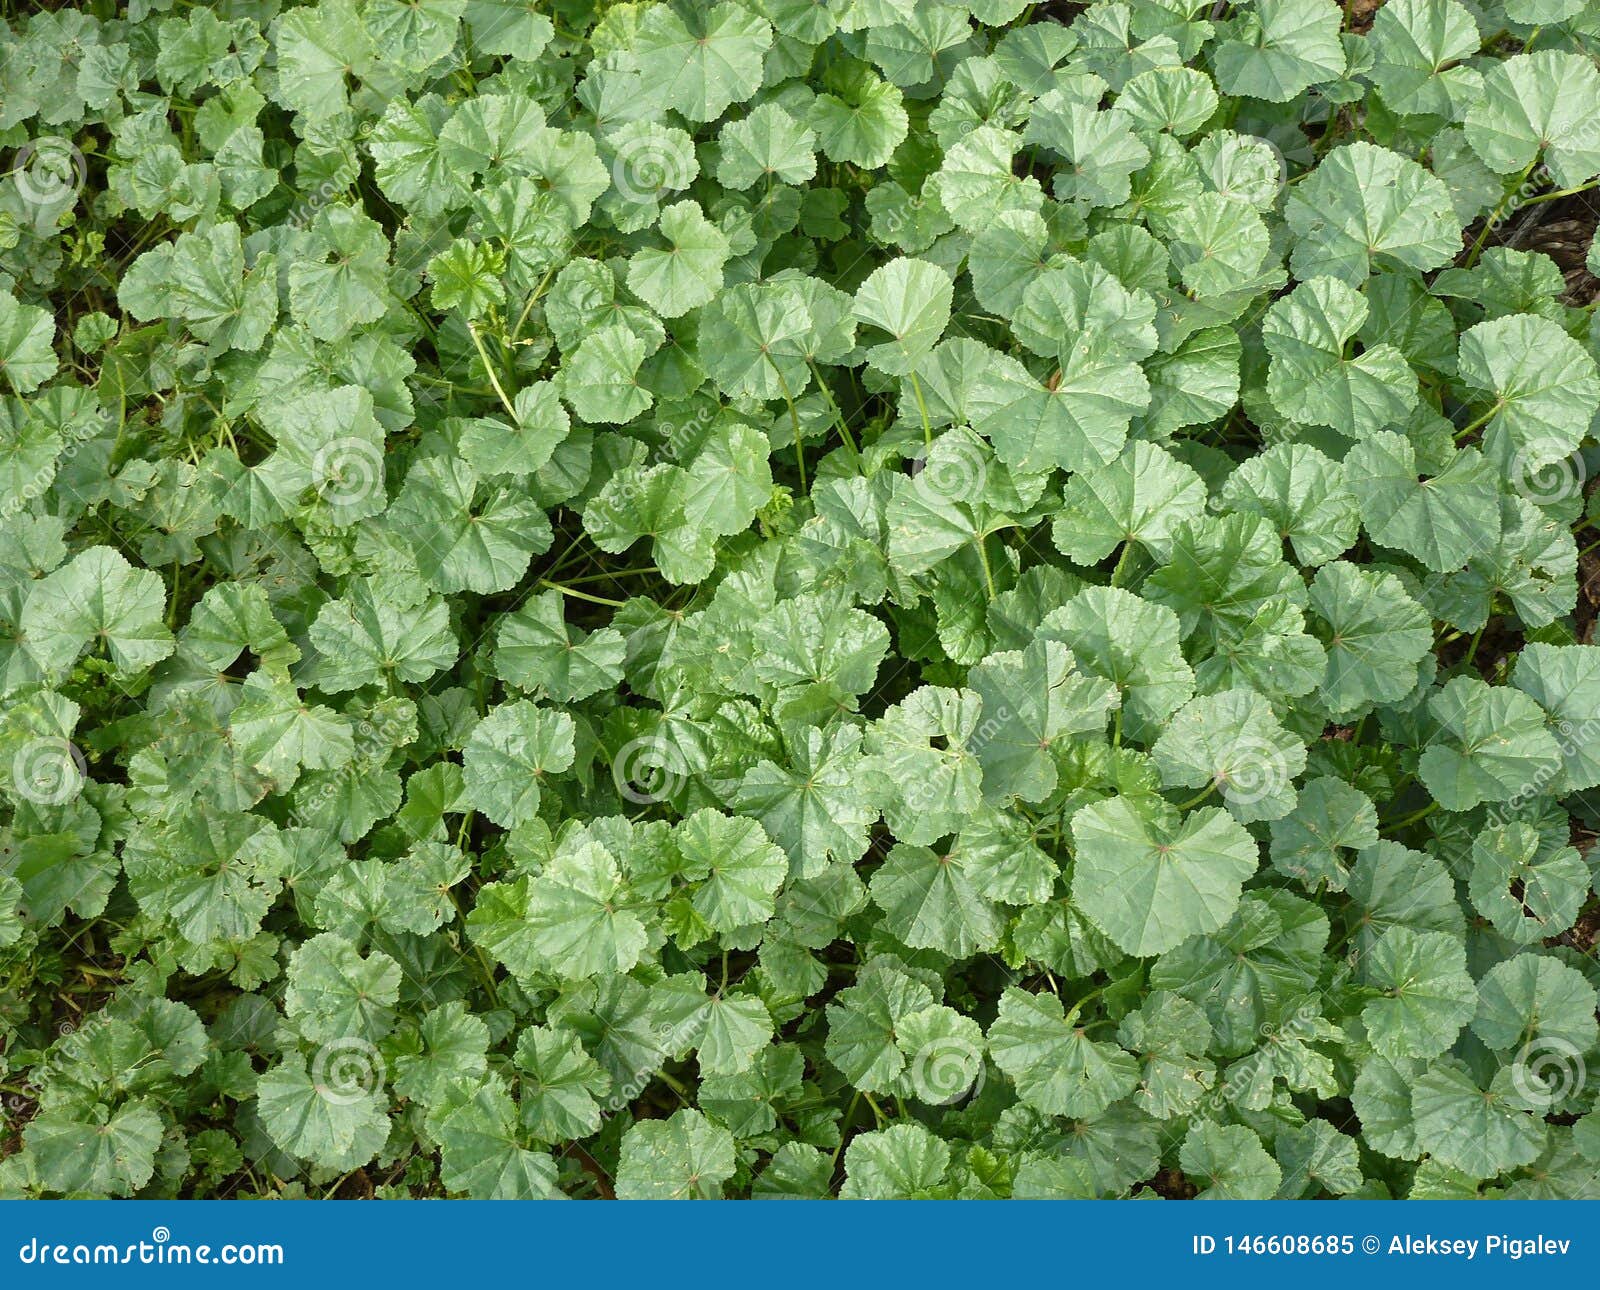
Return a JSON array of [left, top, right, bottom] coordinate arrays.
[[853, 258, 953, 377], [840, 1122, 951, 1199], [1219, 443, 1358, 566], [968, 638, 1119, 803], [1285, 143, 1459, 285], [1213, 0, 1343, 102], [809, 64, 908, 168], [732, 724, 877, 875], [1417, 676, 1563, 812], [461, 701, 576, 828], [1180, 1122, 1282, 1199], [626, 200, 730, 318], [1345, 432, 1501, 572], [1071, 796, 1259, 956], [1411, 1059, 1547, 1178], [494, 590, 624, 702], [257, 1055, 390, 1171], [1464, 52, 1600, 189], [514, 1026, 612, 1143], [1152, 688, 1307, 823], [869, 843, 1002, 957], [677, 808, 787, 933], [431, 1078, 560, 1199], [388, 455, 553, 594], [23, 1102, 163, 1197], [1366, 0, 1480, 118], [310, 581, 457, 693], [633, 2, 772, 124], [1467, 824, 1590, 945], [22, 546, 174, 679], [865, 686, 985, 845], [1268, 776, 1378, 891], [560, 323, 653, 424], [1511, 643, 1600, 793], [615, 1109, 737, 1199], [1358, 927, 1476, 1061], [1308, 561, 1432, 716], [1042, 586, 1195, 743], [1455, 314, 1600, 467], [1261, 277, 1417, 436], [1053, 443, 1207, 567], [1473, 954, 1598, 1062], [717, 103, 817, 189], [988, 987, 1139, 1117]]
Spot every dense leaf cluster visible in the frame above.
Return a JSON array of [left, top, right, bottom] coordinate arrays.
[[3, 0, 1600, 1199]]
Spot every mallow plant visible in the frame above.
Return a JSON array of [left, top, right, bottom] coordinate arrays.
[[2, 0, 1600, 1200]]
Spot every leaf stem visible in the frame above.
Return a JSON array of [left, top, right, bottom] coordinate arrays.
[[468, 322, 518, 419], [1465, 158, 1539, 269], [973, 531, 997, 600], [807, 359, 860, 463], [1109, 540, 1132, 588], [907, 370, 934, 451], [1515, 179, 1600, 211], [831, 1092, 862, 1168], [1176, 782, 1218, 811], [1454, 403, 1501, 441], [1383, 800, 1439, 832], [770, 362, 807, 494], [540, 580, 626, 607]]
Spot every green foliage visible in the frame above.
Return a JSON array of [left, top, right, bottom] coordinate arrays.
[[3, 0, 1600, 1203]]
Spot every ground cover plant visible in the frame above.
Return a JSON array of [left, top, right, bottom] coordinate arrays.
[[3, 0, 1600, 1201]]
